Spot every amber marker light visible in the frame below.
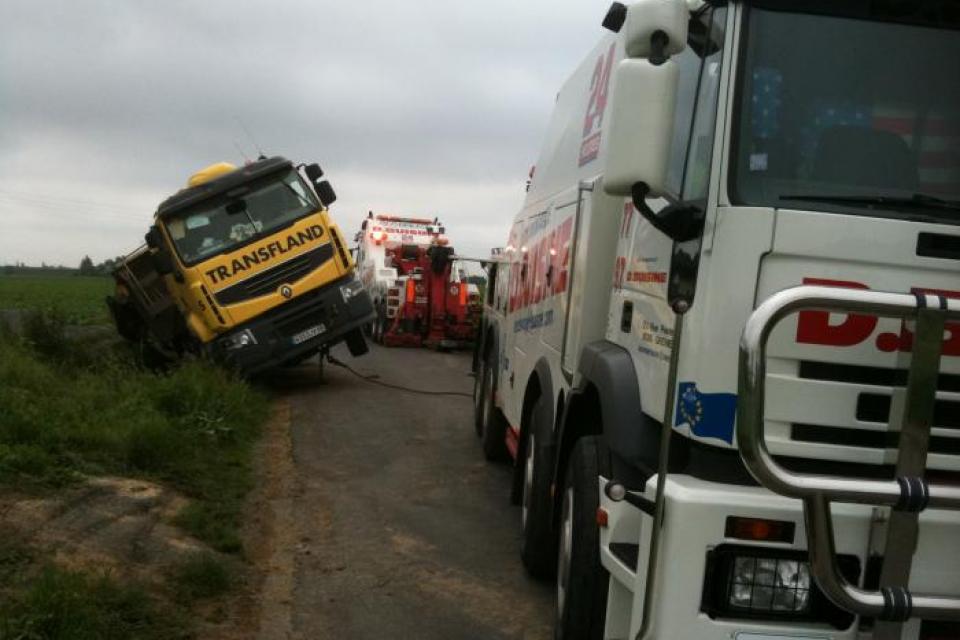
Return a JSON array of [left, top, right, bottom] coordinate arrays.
[[725, 517, 795, 544]]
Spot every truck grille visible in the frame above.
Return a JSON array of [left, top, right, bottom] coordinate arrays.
[[214, 244, 334, 306], [768, 360, 960, 477], [273, 289, 329, 339]]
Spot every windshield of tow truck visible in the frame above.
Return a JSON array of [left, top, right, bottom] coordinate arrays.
[[164, 169, 320, 266], [733, 3, 960, 218]]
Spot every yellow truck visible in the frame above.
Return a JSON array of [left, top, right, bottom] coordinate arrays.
[[107, 156, 373, 374]]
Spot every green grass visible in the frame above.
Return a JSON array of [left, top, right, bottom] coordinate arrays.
[[0, 314, 269, 553], [0, 275, 113, 325], [170, 554, 233, 602], [0, 563, 189, 640]]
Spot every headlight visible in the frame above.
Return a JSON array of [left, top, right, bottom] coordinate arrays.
[[340, 278, 364, 303], [729, 556, 811, 613], [224, 329, 257, 350], [702, 546, 859, 630]]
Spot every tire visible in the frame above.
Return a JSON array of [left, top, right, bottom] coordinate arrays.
[[479, 356, 508, 461], [371, 305, 381, 343], [555, 436, 611, 640], [374, 305, 387, 344], [473, 357, 486, 437], [520, 395, 557, 579], [345, 328, 369, 357]]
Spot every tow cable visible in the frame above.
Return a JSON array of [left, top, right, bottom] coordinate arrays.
[[326, 354, 474, 398]]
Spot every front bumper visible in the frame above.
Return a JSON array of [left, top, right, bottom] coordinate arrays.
[[210, 274, 374, 374], [599, 474, 960, 639]]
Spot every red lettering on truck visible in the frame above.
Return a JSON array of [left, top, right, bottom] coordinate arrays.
[[796, 277, 959, 355], [508, 216, 574, 313], [579, 43, 615, 167]]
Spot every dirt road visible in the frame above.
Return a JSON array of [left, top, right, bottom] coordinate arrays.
[[256, 343, 553, 640]]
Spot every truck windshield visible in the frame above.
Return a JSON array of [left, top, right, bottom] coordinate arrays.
[[164, 169, 320, 266], [733, 4, 960, 221]]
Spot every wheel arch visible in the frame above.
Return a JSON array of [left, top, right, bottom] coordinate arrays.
[[552, 340, 657, 515]]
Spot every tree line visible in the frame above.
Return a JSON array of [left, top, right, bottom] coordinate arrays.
[[1, 255, 123, 277]]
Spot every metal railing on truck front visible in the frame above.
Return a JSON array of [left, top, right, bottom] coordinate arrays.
[[737, 285, 960, 630]]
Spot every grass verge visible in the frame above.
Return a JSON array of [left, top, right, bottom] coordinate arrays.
[[170, 553, 233, 602], [0, 563, 189, 640], [0, 312, 269, 553]]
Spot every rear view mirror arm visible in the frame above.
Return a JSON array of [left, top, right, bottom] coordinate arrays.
[[630, 181, 704, 242]]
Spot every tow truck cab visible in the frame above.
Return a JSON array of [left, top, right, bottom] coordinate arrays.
[[476, 1, 960, 638]]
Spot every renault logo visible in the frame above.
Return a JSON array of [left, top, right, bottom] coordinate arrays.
[[280, 285, 293, 299]]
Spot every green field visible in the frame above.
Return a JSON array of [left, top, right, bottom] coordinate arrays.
[[0, 275, 113, 325]]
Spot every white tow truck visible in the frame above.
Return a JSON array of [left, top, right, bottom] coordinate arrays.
[[473, 1, 960, 638]]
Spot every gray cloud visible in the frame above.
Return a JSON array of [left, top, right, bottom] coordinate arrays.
[[0, 0, 610, 265]]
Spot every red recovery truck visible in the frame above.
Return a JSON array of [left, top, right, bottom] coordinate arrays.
[[354, 213, 480, 350]]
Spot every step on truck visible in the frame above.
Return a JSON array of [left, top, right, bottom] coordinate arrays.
[[108, 156, 374, 374], [473, 1, 960, 638], [354, 212, 479, 349]]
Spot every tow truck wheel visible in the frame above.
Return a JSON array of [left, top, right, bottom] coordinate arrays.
[[473, 358, 486, 437], [520, 396, 556, 579], [555, 436, 610, 640], [479, 358, 508, 461]]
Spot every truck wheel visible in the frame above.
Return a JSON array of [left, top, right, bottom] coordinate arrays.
[[556, 436, 610, 640], [473, 358, 486, 437], [374, 306, 386, 344], [479, 357, 508, 462], [520, 395, 556, 579], [345, 328, 369, 357]]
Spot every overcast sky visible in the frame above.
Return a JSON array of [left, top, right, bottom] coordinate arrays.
[[0, 0, 611, 267]]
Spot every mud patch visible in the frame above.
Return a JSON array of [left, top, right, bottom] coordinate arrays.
[[0, 476, 208, 583]]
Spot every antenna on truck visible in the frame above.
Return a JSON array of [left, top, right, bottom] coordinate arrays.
[[234, 115, 266, 160], [233, 140, 251, 164]]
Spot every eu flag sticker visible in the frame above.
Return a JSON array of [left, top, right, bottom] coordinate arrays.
[[675, 382, 737, 445]]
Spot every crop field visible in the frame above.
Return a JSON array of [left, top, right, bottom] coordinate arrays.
[[0, 275, 113, 325]]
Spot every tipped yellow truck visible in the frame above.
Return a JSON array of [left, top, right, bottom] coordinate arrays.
[[108, 156, 373, 374]]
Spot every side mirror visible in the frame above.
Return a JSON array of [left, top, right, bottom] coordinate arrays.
[[616, 0, 688, 61], [315, 180, 337, 206], [602, 58, 679, 198], [145, 226, 163, 249], [304, 163, 324, 182]]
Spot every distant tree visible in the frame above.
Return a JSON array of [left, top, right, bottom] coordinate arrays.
[[78, 255, 96, 275]]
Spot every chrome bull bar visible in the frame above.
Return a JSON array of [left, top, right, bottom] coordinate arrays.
[[737, 285, 960, 624]]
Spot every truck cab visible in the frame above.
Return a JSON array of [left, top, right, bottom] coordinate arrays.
[[474, 1, 960, 638], [111, 156, 373, 374], [355, 213, 480, 348]]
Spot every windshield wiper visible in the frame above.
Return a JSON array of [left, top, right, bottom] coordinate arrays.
[[780, 193, 960, 212]]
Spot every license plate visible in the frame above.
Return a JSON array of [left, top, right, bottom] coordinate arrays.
[[291, 323, 326, 345]]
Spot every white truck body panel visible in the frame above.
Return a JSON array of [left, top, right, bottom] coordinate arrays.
[[484, 0, 960, 636]]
